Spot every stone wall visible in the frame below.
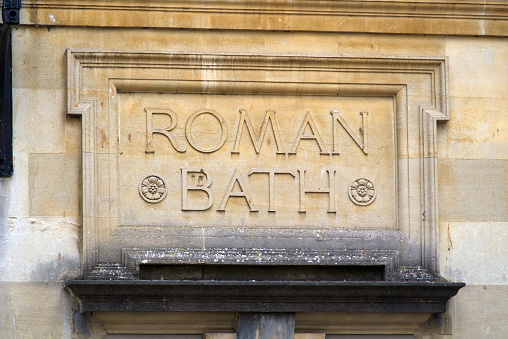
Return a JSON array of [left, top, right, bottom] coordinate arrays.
[[0, 1, 507, 338]]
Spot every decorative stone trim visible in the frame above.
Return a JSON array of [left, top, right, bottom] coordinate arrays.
[[122, 248, 400, 280], [67, 50, 448, 276], [139, 175, 167, 203], [21, 1, 508, 36], [66, 279, 465, 313], [349, 178, 376, 206]]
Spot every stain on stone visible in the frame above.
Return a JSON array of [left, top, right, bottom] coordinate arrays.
[[129, 101, 140, 122], [448, 224, 453, 253], [98, 129, 108, 148], [32, 256, 80, 282]]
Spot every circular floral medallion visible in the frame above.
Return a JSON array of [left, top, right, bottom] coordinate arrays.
[[139, 175, 167, 203], [349, 178, 376, 206]]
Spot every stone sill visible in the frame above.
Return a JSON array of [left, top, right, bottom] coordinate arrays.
[[67, 280, 464, 313]]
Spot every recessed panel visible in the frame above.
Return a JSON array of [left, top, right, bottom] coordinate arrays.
[[117, 93, 396, 229]]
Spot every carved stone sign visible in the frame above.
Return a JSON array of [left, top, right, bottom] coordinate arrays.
[[120, 95, 393, 229], [67, 51, 448, 277]]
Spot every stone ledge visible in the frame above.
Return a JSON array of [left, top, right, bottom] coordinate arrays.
[[66, 280, 464, 313], [18, 0, 508, 36]]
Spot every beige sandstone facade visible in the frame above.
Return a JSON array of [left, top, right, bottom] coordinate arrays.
[[0, 1, 507, 338]]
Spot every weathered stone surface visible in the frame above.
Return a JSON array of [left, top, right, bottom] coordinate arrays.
[[0, 282, 76, 338], [440, 222, 508, 285], [13, 88, 67, 153], [0, 216, 81, 282], [66, 280, 463, 313], [18, 1, 508, 36], [446, 37, 508, 100], [29, 153, 80, 217], [119, 94, 393, 229], [237, 313, 295, 339], [446, 97, 508, 160], [453, 285, 508, 338], [438, 159, 506, 222]]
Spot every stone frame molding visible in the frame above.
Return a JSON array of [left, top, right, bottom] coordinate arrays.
[[67, 49, 449, 278]]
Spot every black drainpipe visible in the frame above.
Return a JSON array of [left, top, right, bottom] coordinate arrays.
[[0, 0, 20, 177]]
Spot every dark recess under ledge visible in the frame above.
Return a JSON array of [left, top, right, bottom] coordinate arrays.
[[66, 279, 464, 313], [139, 264, 385, 281]]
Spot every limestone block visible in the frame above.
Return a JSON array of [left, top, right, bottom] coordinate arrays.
[[438, 159, 506, 222], [13, 89, 67, 154], [447, 97, 508, 160], [117, 93, 395, 229], [11, 26, 66, 91], [446, 37, 508, 99], [0, 217, 80, 282], [29, 153, 80, 217], [452, 285, 508, 338], [337, 34, 445, 57], [0, 282, 75, 338], [1, 151, 29, 217], [439, 222, 508, 285], [66, 114, 82, 153], [188, 30, 268, 55]]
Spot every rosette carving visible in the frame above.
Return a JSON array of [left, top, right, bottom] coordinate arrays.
[[139, 175, 167, 203], [349, 178, 376, 206]]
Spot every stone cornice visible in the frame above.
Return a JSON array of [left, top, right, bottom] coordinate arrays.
[[19, 0, 508, 36], [67, 280, 465, 313]]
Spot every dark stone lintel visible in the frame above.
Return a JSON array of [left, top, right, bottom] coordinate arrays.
[[66, 280, 464, 313]]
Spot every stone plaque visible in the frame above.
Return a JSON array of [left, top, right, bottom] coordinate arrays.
[[119, 94, 394, 229], [67, 51, 448, 276]]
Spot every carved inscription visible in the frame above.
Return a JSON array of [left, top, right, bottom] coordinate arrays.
[[299, 169, 336, 213], [120, 93, 396, 228], [248, 169, 295, 212], [186, 110, 228, 153], [232, 110, 285, 154], [290, 111, 328, 155], [218, 168, 259, 212], [146, 109, 368, 156], [177, 167, 343, 212], [181, 168, 213, 211], [331, 109, 368, 155], [138, 108, 377, 212], [145, 108, 186, 153]]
